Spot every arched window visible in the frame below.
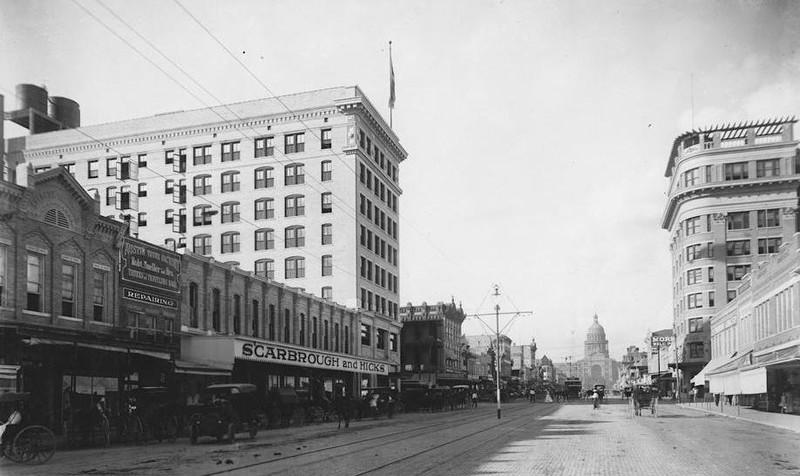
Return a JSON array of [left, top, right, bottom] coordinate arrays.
[[212, 288, 221, 332], [321, 224, 332, 245], [221, 202, 240, 223], [299, 313, 306, 346], [323, 320, 329, 351], [283, 309, 291, 342], [233, 294, 241, 334], [254, 228, 274, 250], [189, 283, 199, 328], [193, 174, 212, 195], [255, 259, 274, 279], [321, 160, 332, 181], [321, 255, 332, 276], [254, 166, 274, 188], [193, 205, 213, 226], [321, 193, 332, 214], [268, 304, 276, 340], [312, 316, 318, 349], [285, 256, 305, 279], [284, 163, 305, 185], [254, 198, 274, 220], [252, 299, 259, 337], [193, 234, 212, 255], [44, 209, 70, 229], [221, 171, 241, 193], [285, 195, 305, 217], [221, 232, 240, 253], [285, 226, 305, 248]]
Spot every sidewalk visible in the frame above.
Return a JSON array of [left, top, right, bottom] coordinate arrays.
[[678, 400, 800, 433]]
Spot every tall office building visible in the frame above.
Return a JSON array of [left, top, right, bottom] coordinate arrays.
[[5, 86, 407, 350], [661, 117, 800, 393]]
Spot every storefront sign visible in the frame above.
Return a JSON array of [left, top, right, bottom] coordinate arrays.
[[122, 287, 178, 309], [236, 339, 388, 375], [121, 238, 181, 295]]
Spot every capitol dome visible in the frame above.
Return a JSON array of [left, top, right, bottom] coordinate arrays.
[[586, 314, 606, 343]]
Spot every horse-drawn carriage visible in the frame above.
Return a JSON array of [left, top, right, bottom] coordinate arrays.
[[630, 385, 658, 417], [0, 392, 56, 465]]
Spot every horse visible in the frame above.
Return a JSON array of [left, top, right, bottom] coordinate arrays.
[[333, 396, 356, 429]]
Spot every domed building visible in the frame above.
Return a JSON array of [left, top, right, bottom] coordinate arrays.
[[573, 314, 620, 390]]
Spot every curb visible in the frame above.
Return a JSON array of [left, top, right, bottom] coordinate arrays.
[[677, 404, 800, 434]]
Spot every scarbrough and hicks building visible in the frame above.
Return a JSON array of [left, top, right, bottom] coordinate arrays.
[[662, 117, 800, 396]]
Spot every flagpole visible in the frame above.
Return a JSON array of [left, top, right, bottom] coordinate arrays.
[[389, 40, 393, 128]]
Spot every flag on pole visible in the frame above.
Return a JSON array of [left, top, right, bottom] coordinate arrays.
[[389, 41, 396, 110]]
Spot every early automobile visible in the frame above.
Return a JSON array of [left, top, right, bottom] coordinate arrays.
[[187, 384, 262, 444]]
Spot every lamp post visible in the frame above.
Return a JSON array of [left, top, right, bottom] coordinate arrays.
[[491, 285, 502, 419]]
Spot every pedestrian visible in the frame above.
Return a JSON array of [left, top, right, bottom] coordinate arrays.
[[387, 393, 395, 419], [529, 388, 536, 403], [369, 392, 380, 419], [471, 391, 478, 409], [545, 390, 553, 403], [592, 390, 599, 409], [779, 392, 788, 414], [691, 387, 697, 403]]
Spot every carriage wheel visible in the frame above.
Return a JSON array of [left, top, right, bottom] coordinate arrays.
[[14, 426, 56, 465]]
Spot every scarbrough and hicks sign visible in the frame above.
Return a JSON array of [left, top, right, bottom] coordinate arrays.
[[235, 339, 388, 375]]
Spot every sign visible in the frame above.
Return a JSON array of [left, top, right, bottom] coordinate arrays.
[[122, 287, 178, 309], [235, 339, 388, 375], [121, 238, 181, 295]]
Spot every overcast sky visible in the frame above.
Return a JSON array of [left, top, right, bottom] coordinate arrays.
[[3, 0, 800, 362]]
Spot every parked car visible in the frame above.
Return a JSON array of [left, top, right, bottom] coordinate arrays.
[[187, 384, 262, 444]]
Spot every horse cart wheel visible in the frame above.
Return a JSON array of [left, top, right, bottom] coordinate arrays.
[[12, 425, 56, 465]]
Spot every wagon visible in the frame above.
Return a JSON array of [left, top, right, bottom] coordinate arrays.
[[0, 392, 56, 465], [630, 385, 658, 417]]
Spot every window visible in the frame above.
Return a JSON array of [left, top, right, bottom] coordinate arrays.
[[376, 329, 387, 350], [285, 257, 305, 279], [268, 305, 276, 340], [138, 212, 147, 226], [106, 158, 117, 176], [254, 167, 274, 189], [164, 238, 176, 251], [193, 145, 212, 165], [757, 209, 780, 228], [723, 213, 747, 231], [707, 267, 714, 283], [193, 175, 212, 195], [285, 133, 305, 154], [709, 291, 715, 307], [164, 179, 174, 195], [88, 160, 99, 178], [221, 141, 240, 162], [251, 197, 273, 220], [137, 153, 147, 167], [221, 171, 241, 192], [726, 240, 750, 256], [233, 294, 241, 334], [193, 235, 212, 255], [687, 293, 703, 309], [92, 269, 107, 322], [727, 264, 751, 281], [285, 226, 305, 248], [322, 255, 332, 276], [189, 283, 199, 328], [138, 183, 147, 197], [212, 288, 221, 332], [324, 320, 329, 350], [683, 168, 700, 186], [221, 202, 240, 223], [688, 317, 703, 333], [321, 160, 332, 181], [727, 290, 737, 302], [106, 187, 116, 206], [255, 259, 275, 279], [255, 136, 275, 157], [756, 158, 780, 177], [61, 262, 77, 317], [255, 228, 274, 250], [221, 232, 241, 253], [321, 129, 332, 149], [724, 162, 749, 180], [361, 324, 371, 345], [165, 149, 174, 165], [685, 217, 700, 235], [0, 245, 6, 307], [285, 164, 305, 185], [27, 253, 44, 312], [322, 224, 332, 245], [285, 195, 305, 217], [390, 333, 398, 352], [758, 237, 782, 254], [321, 193, 333, 213], [689, 342, 704, 359], [322, 286, 332, 300], [686, 268, 701, 285], [192, 205, 212, 226], [334, 322, 340, 352]]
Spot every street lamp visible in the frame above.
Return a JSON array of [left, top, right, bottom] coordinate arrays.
[[491, 285, 502, 419]]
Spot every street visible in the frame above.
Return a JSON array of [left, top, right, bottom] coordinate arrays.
[[3, 400, 799, 475]]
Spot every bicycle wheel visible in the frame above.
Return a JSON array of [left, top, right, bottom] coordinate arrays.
[[14, 426, 56, 465]]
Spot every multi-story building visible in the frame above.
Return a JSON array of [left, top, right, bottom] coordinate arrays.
[[4, 85, 407, 387], [511, 339, 537, 384], [465, 334, 513, 381], [704, 232, 799, 412], [661, 117, 800, 395], [399, 300, 468, 386], [620, 345, 648, 387]]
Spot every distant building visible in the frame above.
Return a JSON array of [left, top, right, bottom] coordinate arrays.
[[661, 117, 800, 396], [572, 314, 620, 390], [620, 345, 648, 387], [466, 334, 513, 381], [511, 338, 537, 384], [399, 300, 468, 386]]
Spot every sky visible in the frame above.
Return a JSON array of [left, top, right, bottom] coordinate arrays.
[[3, 0, 800, 363]]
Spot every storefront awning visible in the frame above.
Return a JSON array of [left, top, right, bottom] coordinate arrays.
[[174, 359, 231, 376], [23, 337, 171, 361], [740, 367, 767, 394], [754, 345, 800, 369]]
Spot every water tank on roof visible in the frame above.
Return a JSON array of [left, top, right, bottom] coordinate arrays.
[[16, 84, 48, 114], [49, 96, 81, 128]]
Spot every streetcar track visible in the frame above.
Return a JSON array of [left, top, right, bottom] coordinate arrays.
[[203, 403, 550, 475]]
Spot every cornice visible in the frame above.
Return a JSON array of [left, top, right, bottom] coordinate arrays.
[[335, 99, 407, 161], [21, 107, 340, 159], [661, 176, 800, 230]]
